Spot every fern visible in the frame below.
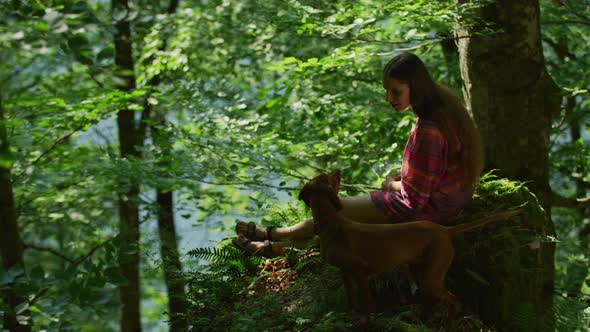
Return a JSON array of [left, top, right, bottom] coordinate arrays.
[[187, 246, 246, 264], [186, 245, 262, 276], [554, 293, 590, 332]]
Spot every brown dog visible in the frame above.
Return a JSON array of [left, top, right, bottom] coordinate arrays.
[[298, 170, 522, 323]]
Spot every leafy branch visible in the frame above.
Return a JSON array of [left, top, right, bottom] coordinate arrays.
[[28, 237, 113, 306], [23, 243, 76, 264]]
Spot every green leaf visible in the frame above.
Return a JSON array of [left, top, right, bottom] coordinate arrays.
[[68, 33, 89, 51], [28, 306, 42, 314], [465, 268, 490, 286], [97, 46, 115, 62], [30, 265, 45, 281], [0, 265, 23, 286]]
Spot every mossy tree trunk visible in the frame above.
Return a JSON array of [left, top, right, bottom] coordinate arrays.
[[455, 1, 560, 331], [456, 0, 561, 208]]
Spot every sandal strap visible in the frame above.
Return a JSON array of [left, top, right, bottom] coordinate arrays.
[[246, 222, 257, 239], [265, 226, 276, 242], [232, 235, 252, 256]]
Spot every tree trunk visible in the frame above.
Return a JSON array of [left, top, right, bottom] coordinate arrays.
[[112, 0, 142, 330], [156, 190, 187, 331], [147, 1, 187, 329], [148, 94, 187, 332], [456, 0, 560, 330], [0, 97, 31, 332]]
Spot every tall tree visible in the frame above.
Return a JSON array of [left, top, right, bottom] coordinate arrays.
[[112, 0, 143, 330], [456, 0, 561, 330], [145, 0, 187, 329], [0, 96, 31, 332]]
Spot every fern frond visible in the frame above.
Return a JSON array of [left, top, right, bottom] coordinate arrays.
[[187, 246, 250, 264]]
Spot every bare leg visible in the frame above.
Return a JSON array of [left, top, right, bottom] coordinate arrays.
[[243, 240, 291, 256], [272, 219, 315, 241], [237, 195, 385, 239], [339, 196, 388, 224], [234, 219, 315, 256], [235, 218, 315, 241], [236, 194, 388, 256]]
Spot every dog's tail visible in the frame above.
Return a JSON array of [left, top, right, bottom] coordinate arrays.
[[448, 209, 523, 236]]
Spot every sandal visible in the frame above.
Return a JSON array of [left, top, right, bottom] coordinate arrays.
[[234, 221, 276, 242], [232, 234, 276, 258]]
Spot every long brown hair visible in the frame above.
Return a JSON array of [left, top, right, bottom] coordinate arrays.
[[383, 52, 483, 188]]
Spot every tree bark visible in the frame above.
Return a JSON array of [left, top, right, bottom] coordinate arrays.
[[148, 1, 187, 328], [112, 0, 142, 330], [0, 97, 31, 332], [456, 0, 560, 330], [156, 190, 187, 331]]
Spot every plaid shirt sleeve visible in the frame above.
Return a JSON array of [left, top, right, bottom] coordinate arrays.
[[400, 119, 448, 212]]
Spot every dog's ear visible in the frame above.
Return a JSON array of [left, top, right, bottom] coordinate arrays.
[[328, 169, 341, 192], [298, 183, 311, 207], [327, 170, 342, 210]]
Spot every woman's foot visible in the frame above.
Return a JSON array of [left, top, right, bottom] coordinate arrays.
[[235, 221, 276, 241], [232, 234, 284, 258]]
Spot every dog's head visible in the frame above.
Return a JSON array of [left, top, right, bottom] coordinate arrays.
[[298, 169, 342, 210]]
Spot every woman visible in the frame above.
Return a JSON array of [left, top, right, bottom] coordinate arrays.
[[234, 52, 483, 257]]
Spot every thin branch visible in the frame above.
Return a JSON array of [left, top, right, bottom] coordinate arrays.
[[542, 19, 590, 26], [16, 182, 83, 218], [296, 31, 482, 47], [336, 33, 475, 45], [28, 238, 112, 306], [551, 192, 590, 209], [196, 177, 378, 194], [187, 138, 310, 180], [72, 240, 108, 265], [196, 178, 299, 191], [88, 70, 105, 89], [187, 138, 382, 192], [15, 124, 85, 178], [23, 243, 76, 263], [542, 37, 577, 60], [554, 0, 590, 26]]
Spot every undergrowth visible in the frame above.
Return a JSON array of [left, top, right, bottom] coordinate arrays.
[[184, 174, 589, 331]]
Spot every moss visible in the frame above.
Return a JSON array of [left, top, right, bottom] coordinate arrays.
[[449, 173, 555, 332]]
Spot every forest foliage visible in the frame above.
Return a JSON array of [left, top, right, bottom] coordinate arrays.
[[0, 0, 589, 331]]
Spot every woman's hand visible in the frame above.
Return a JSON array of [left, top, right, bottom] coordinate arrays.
[[381, 176, 402, 192]]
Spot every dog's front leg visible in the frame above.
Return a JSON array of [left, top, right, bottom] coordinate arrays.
[[342, 271, 359, 311], [327, 250, 370, 322], [326, 250, 369, 272], [355, 271, 372, 326]]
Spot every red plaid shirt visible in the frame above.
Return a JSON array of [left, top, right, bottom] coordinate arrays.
[[371, 118, 473, 223]]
